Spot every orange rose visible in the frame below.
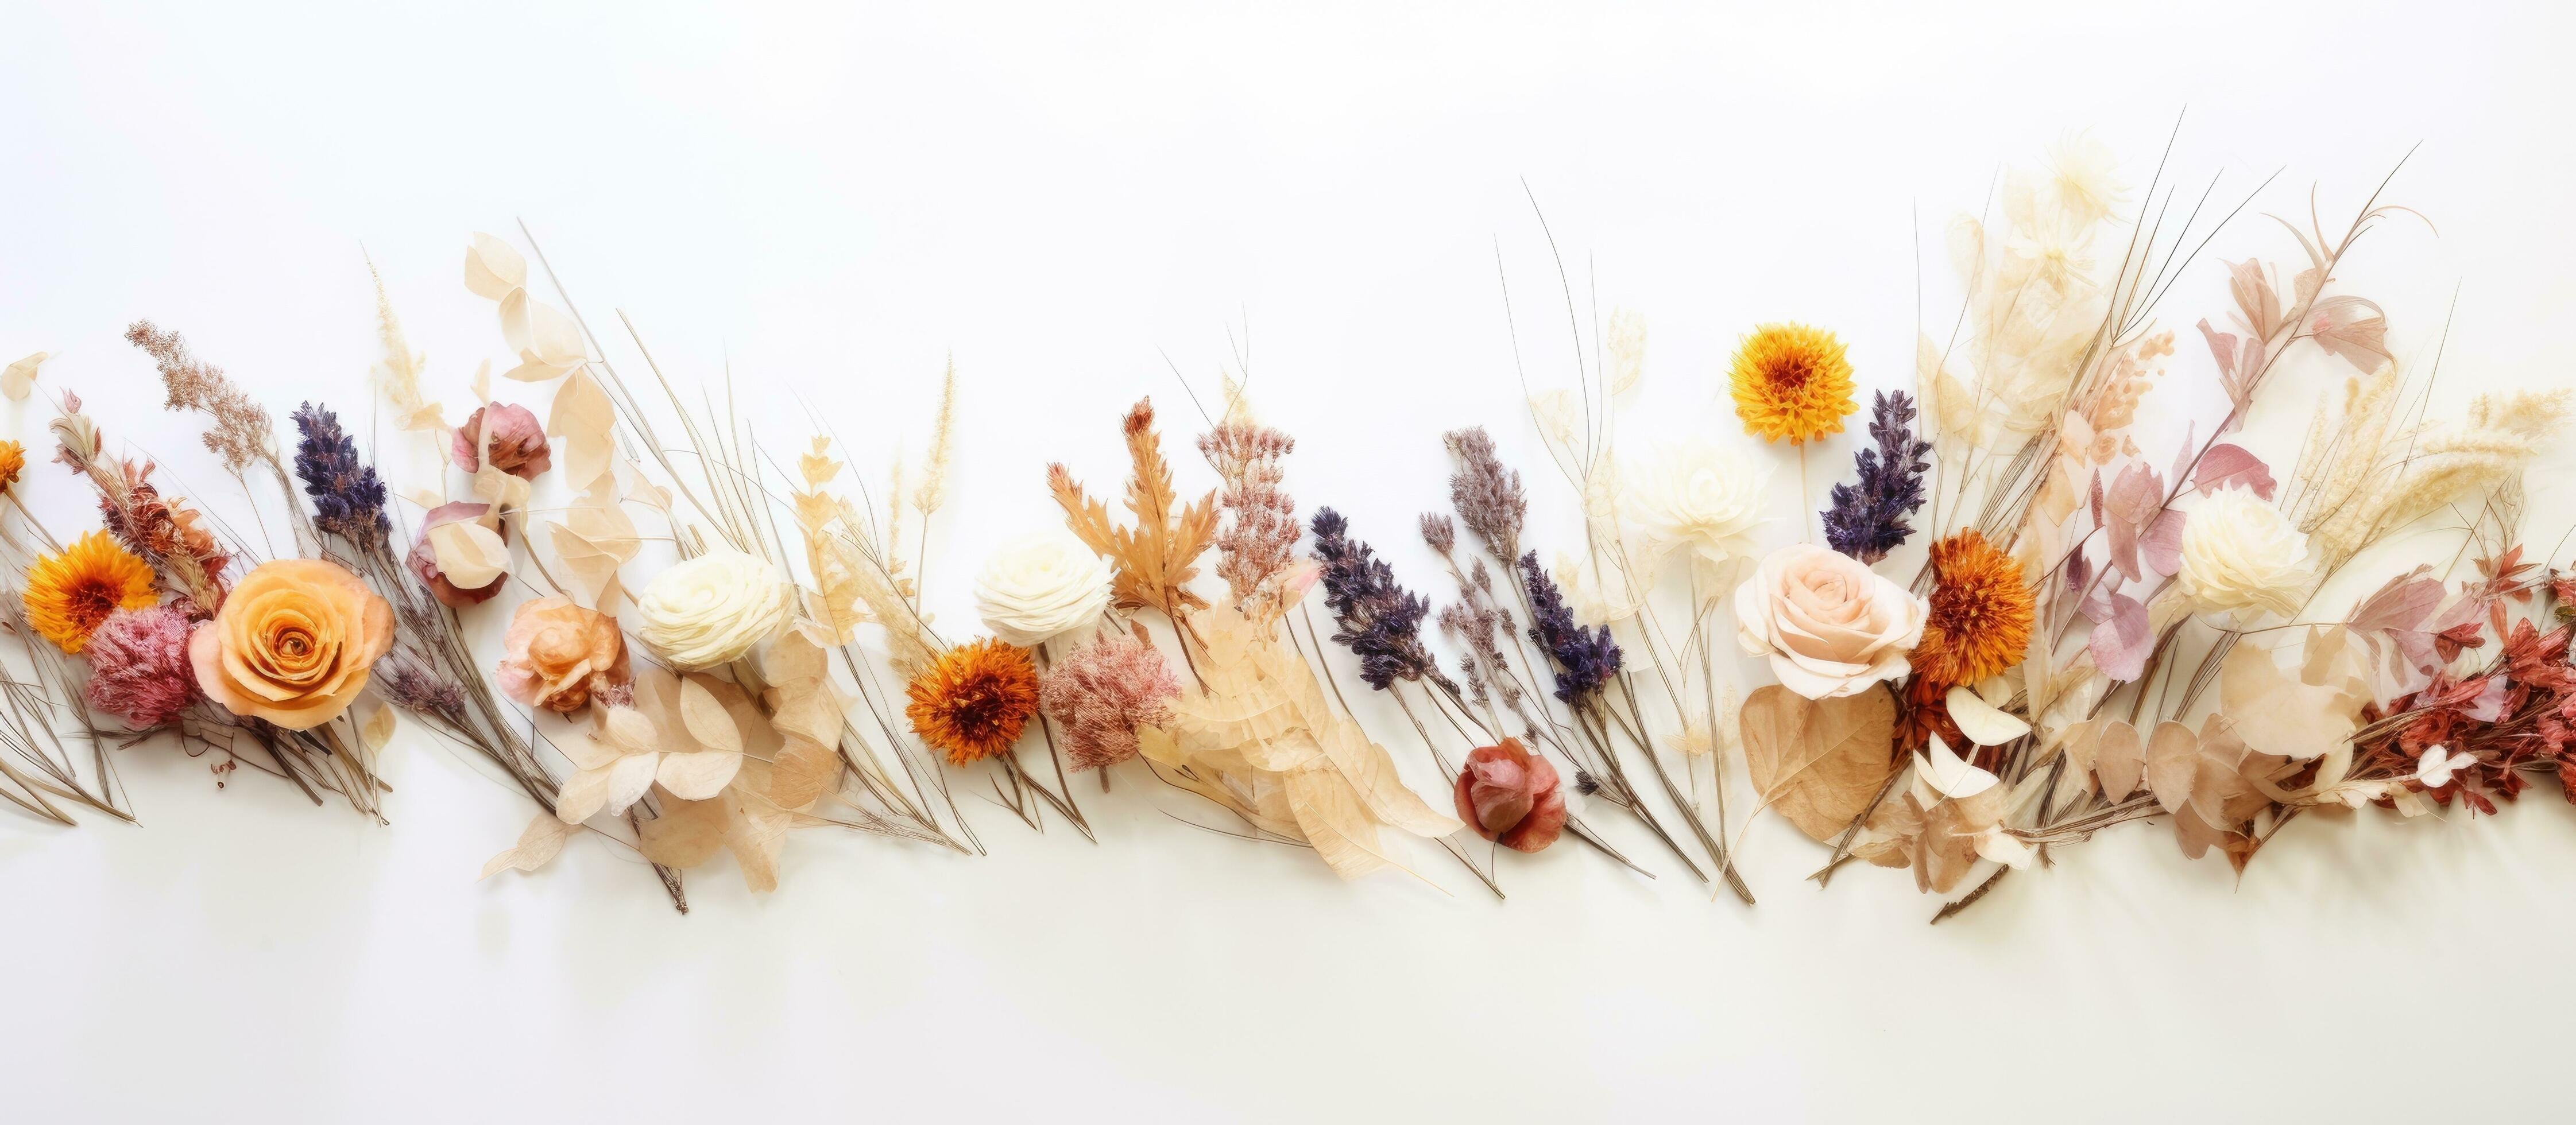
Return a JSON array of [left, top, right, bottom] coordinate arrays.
[[188, 558, 395, 730], [496, 597, 629, 714]]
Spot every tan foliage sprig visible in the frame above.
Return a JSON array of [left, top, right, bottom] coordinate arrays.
[[1048, 397, 1219, 618]]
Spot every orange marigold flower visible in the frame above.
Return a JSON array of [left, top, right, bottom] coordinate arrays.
[[0, 439, 24, 491], [25, 530, 160, 654], [1728, 323, 1857, 444], [906, 637, 1042, 765], [1910, 530, 2033, 688]]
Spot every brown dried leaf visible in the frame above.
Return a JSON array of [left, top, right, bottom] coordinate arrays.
[[2144, 720, 2199, 814], [1739, 685, 1898, 843], [2094, 720, 2144, 801]]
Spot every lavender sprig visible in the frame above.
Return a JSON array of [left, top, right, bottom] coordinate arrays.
[[1821, 390, 1931, 564], [1519, 551, 1619, 703], [1310, 508, 1451, 692], [290, 402, 391, 545]]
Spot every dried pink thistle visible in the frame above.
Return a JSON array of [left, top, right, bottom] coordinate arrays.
[[1454, 739, 1565, 852], [1197, 420, 1298, 608], [83, 606, 202, 728], [1038, 624, 1181, 771], [407, 502, 507, 607], [451, 403, 552, 480]]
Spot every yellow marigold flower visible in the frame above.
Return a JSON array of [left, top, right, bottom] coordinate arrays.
[[1910, 530, 2034, 688], [0, 440, 24, 491], [1727, 323, 1856, 444], [905, 637, 1042, 765], [25, 531, 160, 654]]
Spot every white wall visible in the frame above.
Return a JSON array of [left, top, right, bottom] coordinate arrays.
[[4, 2, 2571, 1120]]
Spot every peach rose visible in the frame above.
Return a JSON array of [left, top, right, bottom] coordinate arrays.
[[1453, 739, 1567, 852], [496, 597, 630, 714], [1734, 544, 1927, 700], [188, 558, 395, 730]]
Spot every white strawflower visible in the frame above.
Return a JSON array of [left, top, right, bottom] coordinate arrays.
[[635, 547, 799, 669], [1621, 440, 1768, 573], [2176, 488, 2312, 622], [974, 532, 1113, 647]]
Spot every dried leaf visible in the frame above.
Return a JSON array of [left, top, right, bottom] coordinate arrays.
[[428, 519, 510, 589], [2144, 720, 2200, 814], [3, 351, 46, 400], [547, 368, 618, 494], [1739, 685, 1898, 843], [639, 796, 730, 868], [1943, 685, 2030, 746], [678, 676, 745, 755], [2220, 643, 2364, 761], [2193, 444, 2277, 499], [2094, 720, 2144, 801], [463, 232, 527, 300], [477, 813, 571, 880], [359, 704, 399, 754]]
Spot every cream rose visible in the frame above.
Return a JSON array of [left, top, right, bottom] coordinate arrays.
[[1734, 544, 1928, 699], [633, 548, 797, 669], [2176, 487, 2312, 621], [1622, 440, 1768, 571], [974, 532, 1113, 647]]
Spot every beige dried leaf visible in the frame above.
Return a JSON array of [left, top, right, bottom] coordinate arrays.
[[638, 796, 730, 868], [2143, 720, 2200, 814], [655, 746, 742, 801], [678, 676, 745, 755], [428, 519, 510, 588], [477, 813, 572, 880], [360, 704, 399, 753], [463, 232, 527, 300], [768, 738, 840, 812], [1739, 685, 1898, 844], [2093, 720, 2144, 801], [1943, 685, 2030, 746], [547, 368, 618, 494], [3, 351, 47, 401], [2221, 644, 2364, 761]]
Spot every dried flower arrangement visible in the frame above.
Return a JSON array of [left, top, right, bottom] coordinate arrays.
[[5, 127, 2569, 931]]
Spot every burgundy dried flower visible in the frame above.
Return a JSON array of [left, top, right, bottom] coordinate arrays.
[[406, 502, 508, 607], [1038, 626, 1181, 771], [82, 606, 202, 728], [452, 403, 552, 480], [1453, 739, 1565, 852]]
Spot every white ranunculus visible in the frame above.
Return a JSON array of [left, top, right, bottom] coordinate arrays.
[[974, 532, 1113, 647], [1734, 544, 1928, 699], [1621, 440, 1768, 572], [633, 547, 798, 670], [2175, 487, 2312, 622]]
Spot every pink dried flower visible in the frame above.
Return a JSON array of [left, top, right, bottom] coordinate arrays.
[[406, 502, 507, 607], [83, 606, 202, 728], [1453, 739, 1566, 852], [1038, 625, 1181, 771], [1197, 420, 1299, 610], [451, 403, 552, 480]]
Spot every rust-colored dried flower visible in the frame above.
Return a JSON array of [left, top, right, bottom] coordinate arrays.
[[1453, 738, 1567, 852], [451, 403, 553, 480], [25, 531, 160, 654], [0, 439, 24, 492], [1728, 323, 1856, 444], [1910, 530, 2034, 688], [496, 597, 628, 714], [905, 637, 1042, 765]]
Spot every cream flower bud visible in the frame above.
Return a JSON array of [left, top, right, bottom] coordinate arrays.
[[974, 532, 1113, 647], [633, 547, 798, 670], [1734, 544, 1927, 699], [1621, 440, 1768, 572], [2175, 488, 2312, 622]]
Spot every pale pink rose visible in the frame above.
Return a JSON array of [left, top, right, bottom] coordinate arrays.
[[1734, 544, 1927, 699]]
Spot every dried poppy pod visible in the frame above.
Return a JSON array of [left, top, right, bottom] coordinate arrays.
[[1453, 738, 1567, 853]]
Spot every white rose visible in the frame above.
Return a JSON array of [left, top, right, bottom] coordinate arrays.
[[1734, 544, 1928, 699], [974, 532, 1113, 647], [634, 547, 798, 669], [2175, 487, 2312, 622], [1622, 440, 1769, 572]]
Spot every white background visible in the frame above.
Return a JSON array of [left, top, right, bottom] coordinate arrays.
[[6, 2, 2575, 1121]]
